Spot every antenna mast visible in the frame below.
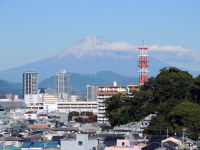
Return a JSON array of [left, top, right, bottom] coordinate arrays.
[[138, 40, 149, 85]]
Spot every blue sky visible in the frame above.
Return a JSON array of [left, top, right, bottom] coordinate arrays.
[[0, 0, 200, 72]]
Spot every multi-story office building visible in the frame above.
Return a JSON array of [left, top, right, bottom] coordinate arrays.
[[56, 70, 70, 99], [23, 71, 42, 105], [23, 71, 38, 95], [86, 85, 97, 101], [97, 82, 127, 123]]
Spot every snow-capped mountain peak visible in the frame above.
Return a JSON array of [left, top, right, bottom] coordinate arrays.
[[58, 35, 136, 58]]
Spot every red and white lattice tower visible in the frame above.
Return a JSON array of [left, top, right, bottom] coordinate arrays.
[[138, 40, 149, 85]]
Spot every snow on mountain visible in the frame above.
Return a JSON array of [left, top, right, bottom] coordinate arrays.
[[57, 35, 137, 58], [0, 35, 198, 82]]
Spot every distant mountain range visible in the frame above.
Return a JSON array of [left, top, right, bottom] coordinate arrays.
[[39, 70, 138, 94], [0, 71, 137, 96], [0, 35, 174, 82], [0, 80, 22, 97], [0, 35, 199, 84]]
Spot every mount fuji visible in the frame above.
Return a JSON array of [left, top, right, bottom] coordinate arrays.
[[0, 35, 190, 82]]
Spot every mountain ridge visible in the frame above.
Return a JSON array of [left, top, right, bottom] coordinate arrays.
[[0, 35, 199, 82], [39, 70, 138, 94], [0, 71, 138, 96]]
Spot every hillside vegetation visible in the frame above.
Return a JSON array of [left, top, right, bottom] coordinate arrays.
[[0, 80, 22, 98], [39, 71, 137, 94], [104, 67, 200, 140]]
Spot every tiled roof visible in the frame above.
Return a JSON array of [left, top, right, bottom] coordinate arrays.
[[185, 136, 195, 144], [164, 141, 179, 147], [22, 141, 59, 149], [21, 142, 31, 148], [142, 143, 162, 150], [5, 145, 20, 150], [5, 137, 23, 141], [27, 124, 50, 128]]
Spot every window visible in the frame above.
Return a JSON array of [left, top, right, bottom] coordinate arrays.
[[78, 141, 83, 145], [92, 147, 96, 150]]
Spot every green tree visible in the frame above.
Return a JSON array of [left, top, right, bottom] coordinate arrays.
[[154, 67, 193, 104], [104, 93, 131, 126], [169, 101, 200, 140], [104, 67, 200, 140], [190, 75, 200, 104]]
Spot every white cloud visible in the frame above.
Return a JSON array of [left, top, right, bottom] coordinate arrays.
[[149, 45, 200, 62], [57, 35, 200, 71], [95, 42, 137, 52], [150, 45, 189, 53]]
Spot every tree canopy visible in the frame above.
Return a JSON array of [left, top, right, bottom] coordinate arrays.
[[104, 67, 200, 140]]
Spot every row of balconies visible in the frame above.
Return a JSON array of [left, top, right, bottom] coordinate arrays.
[[58, 107, 97, 109], [58, 104, 97, 106]]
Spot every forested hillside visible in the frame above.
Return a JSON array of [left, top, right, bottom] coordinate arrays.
[[104, 67, 200, 140], [0, 80, 22, 98]]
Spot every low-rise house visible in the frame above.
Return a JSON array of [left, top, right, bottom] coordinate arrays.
[[105, 139, 142, 150], [185, 136, 197, 150], [60, 134, 98, 150], [24, 111, 37, 120], [161, 137, 184, 149]]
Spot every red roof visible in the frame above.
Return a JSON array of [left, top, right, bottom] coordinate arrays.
[[98, 86, 125, 88], [97, 92, 127, 95], [138, 47, 148, 49], [127, 83, 139, 85]]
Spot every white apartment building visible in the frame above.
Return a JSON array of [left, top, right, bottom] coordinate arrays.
[[42, 94, 97, 113], [97, 82, 127, 123], [127, 83, 139, 95], [57, 101, 98, 113]]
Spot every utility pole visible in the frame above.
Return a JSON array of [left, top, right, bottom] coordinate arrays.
[[182, 128, 186, 149], [167, 128, 169, 138]]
